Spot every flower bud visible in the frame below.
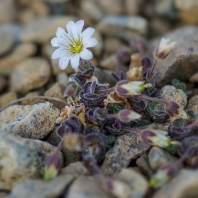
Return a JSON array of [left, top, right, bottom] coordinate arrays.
[[154, 38, 176, 60], [117, 109, 141, 123], [115, 80, 152, 97], [149, 164, 177, 188], [63, 133, 83, 151], [129, 53, 142, 69], [126, 66, 143, 81], [141, 129, 172, 148], [44, 152, 62, 181]]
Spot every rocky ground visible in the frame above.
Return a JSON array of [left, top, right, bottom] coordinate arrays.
[[1, 0, 198, 198]]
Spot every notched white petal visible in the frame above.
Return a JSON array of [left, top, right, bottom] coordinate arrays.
[[52, 48, 66, 59], [85, 37, 98, 48], [70, 55, 80, 69], [66, 21, 75, 33], [56, 27, 67, 39], [59, 57, 70, 70], [51, 37, 59, 47], [80, 49, 93, 60], [76, 20, 84, 33]]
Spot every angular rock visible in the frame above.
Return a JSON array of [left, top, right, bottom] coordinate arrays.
[[0, 30, 14, 56], [20, 16, 77, 43], [6, 174, 74, 198], [96, 15, 148, 41], [0, 43, 36, 76], [153, 169, 198, 198], [159, 85, 187, 108], [10, 58, 51, 93], [101, 132, 150, 175], [0, 132, 61, 190], [0, 102, 60, 139], [151, 26, 198, 87], [67, 176, 112, 198], [0, 91, 17, 107], [148, 146, 176, 171], [136, 153, 154, 177], [115, 168, 149, 198], [61, 162, 90, 176]]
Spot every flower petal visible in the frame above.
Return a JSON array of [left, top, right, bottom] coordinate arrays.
[[81, 27, 95, 40], [84, 37, 98, 48], [56, 27, 67, 39], [76, 20, 84, 34], [51, 38, 59, 47], [52, 48, 67, 59], [70, 55, 80, 69], [59, 57, 70, 70], [80, 49, 93, 60], [66, 21, 75, 33]]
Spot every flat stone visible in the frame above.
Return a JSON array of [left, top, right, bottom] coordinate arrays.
[[0, 30, 14, 56], [0, 102, 60, 139], [0, 132, 60, 190], [0, 43, 36, 76], [61, 162, 90, 176], [20, 16, 77, 43], [150, 26, 198, 87], [136, 153, 154, 177], [0, 0, 16, 23], [101, 132, 150, 175], [96, 15, 148, 42], [148, 146, 177, 171], [0, 91, 17, 107], [80, 0, 104, 22], [153, 169, 198, 198], [6, 174, 74, 198], [67, 176, 112, 198], [159, 85, 187, 109], [114, 168, 149, 198], [98, 0, 124, 15], [10, 58, 51, 93]]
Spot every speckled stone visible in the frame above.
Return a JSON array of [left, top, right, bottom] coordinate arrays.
[[0, 132, 61, 190], [0, 102, 60, 139], [10, 58, 51, 93], [186, 95, 198, 123], [159, 85, 187, 109], [101, 132, 150, 175]]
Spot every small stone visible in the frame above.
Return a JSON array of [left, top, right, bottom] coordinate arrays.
[[150, 26, 198, 87], [148, 146, 177, 171], [61, 162, 90, 176], [28, 0, 49, 16], [56, 72, 68, 87], [80, 0, 104, 22], [10, 58, 51, 93], [6, 174, 74, 198], [45, 126, 61, 146], [0, 43, 36, 76], [124, 0, 145, 15], [101, 132, 150, 175], [114, 168, 149, 198], [20, 16, 77, 43], [0, 30, 14, 56], [67, 176, 111, 198], [104, 37, 129, 55], [96, 15, 148, 42], [18, 9, 37, 25], [159, 85, 187, 109], [0, 102, 60, 139], [186, 95, 198, 123], [98, 0, 124, 15], [189, 71, 198, 83], [44, 83, 65, 109], [62, 148, 81, 166], [153, 0, 173, 16], [0, 75, 7, 93], [21, 91, 45, 105], [152, 169, 198, 198], [100, 54, 117, 71], [0, 0, 16, 23], [93, 67, 117, 87], [0, 132, 61, 190], [0, 91, 17, 108], [92, 31, 103, 58], [136, 153, 154, 177]]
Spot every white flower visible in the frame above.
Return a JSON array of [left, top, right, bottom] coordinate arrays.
[[51, 20, 98, 70], [154, 38, 176, 60]]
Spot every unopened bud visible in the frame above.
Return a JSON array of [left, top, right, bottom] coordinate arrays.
[[126, 66, 143, 81], [129, 53, 142, 69], [117, 109, 141, 123]]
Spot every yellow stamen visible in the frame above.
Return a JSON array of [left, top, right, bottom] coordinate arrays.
[[69, 40, 83, 54]]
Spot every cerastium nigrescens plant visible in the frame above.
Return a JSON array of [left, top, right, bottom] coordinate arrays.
[[44, 19, 198, 191]]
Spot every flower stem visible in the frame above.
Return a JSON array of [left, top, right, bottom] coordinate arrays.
[[137, 94, 168, 105], [147, 59, 157, 81], [184, 121, 198, 130], [121, 126, 142, 134]]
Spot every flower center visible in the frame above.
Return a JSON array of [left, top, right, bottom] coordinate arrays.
[[69, 40, 83, 54]]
